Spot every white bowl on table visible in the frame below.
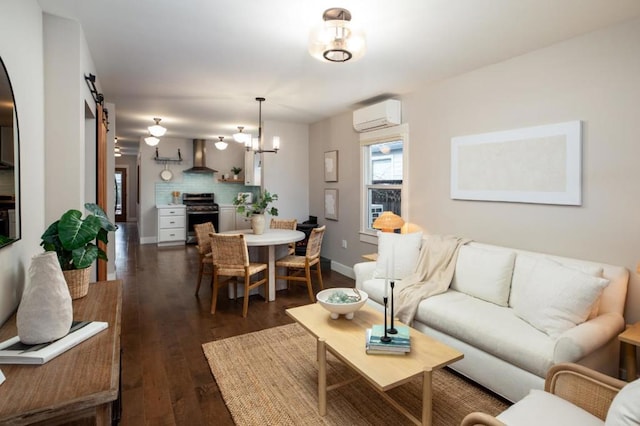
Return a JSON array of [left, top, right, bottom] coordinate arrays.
[[316, 288, 368, 320]]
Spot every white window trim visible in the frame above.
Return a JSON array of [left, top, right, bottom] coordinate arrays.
[[359, 123, 409, 245]]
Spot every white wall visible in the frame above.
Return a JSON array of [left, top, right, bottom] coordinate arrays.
[[0, 0, 46, 324], [262, 120, 310, 223], [311, 18, 640, 323]]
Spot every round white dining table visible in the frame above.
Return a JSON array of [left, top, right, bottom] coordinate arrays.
[[220, 228, 305, 301]]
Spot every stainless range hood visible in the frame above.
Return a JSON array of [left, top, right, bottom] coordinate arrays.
[[183, 139, 218, 174]]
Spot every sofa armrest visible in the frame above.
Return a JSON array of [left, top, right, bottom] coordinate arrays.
[[554, 312, 625, 363], [460, 412, 506, 426], [354, 261, 376, 290], [545, 363, 625, 420]]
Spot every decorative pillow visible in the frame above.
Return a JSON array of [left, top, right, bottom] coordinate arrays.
[[373, 231, 423, 280], [605, 378, 640, 425], [450, 246, 516, 306], [512, 258, 609, 338]]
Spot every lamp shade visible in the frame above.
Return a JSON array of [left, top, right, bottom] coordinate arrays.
[[144, 135, 160, 146], [372, 211, 404, 233], [215, 136, 228, 150], [233, 126, 249, 143], [148, 118, 167, 137]]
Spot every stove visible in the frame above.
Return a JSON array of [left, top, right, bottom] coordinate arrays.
[[182, 193, 219, 243]]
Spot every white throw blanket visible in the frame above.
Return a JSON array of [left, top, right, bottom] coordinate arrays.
[[395, 235, 471, 325]]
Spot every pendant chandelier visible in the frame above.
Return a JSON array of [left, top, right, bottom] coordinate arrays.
[[245, 97, 280, 154], [308, 8, 366, 63]]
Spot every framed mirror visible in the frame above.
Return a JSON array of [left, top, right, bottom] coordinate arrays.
[[0, 56, 20, 248]]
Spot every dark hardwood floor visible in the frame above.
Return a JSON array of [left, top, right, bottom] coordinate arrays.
[[115, 223, 355, 425]]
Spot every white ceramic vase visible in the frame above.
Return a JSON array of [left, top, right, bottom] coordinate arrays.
[[17, 252, 73, 344], [251, 214, 266, 235]]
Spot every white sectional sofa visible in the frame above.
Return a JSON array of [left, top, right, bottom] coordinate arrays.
[[354, 237, 629, 402]]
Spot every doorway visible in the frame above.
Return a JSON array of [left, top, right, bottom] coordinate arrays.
[[115, 167, 127, 222]]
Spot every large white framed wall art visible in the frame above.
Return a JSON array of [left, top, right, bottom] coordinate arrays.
[[451, 121, 582, 206]]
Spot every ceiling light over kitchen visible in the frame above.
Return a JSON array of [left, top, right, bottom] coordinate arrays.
[[233, 126, 250, 143], [148, 117, 167, 137], [309, 8, 366, 63], [215, 136, 228, 151], [114, 137, 122, 157], [144, 135, 160, 146]]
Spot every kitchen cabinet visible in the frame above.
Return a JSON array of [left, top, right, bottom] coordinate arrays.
[[244, 151, 261, 186], [218, 206, 236, 232], [156, 205, 186, 246], [235, 212, 252, 230]]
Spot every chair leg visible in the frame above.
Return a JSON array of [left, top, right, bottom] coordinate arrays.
[[210, 271, 219, 314], [264, 266, 269, 303], [195, 259, 204, 296], [305, 264, 315, 303], [316, 261, 324, 291], [242, 272, 250, 318]]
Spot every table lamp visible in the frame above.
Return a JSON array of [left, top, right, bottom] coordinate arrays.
[[372, 211, 405, 233]]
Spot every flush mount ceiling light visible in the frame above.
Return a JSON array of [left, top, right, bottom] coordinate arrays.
[[245, 97, 280, 154], [233, 126, 250, 143], [114, 137, 122, 157], [215, 136, 228, 151], [144, 134, 160, 146], [308, 7, 366, 63], [148, 117, 167, 137]]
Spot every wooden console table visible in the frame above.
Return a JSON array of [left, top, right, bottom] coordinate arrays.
[[0, 280, 122, 425]]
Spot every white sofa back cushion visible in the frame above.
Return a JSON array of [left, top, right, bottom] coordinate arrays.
[[605, 378, 640, 425], [450, 245, 515, 306], [373, 231, 423, 280], [511, 257, 609, 338]]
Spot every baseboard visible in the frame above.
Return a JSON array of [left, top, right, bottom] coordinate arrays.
[[107, 272, 117, 281], [330, 260, 355, 280], [140, 236, 157, 245]]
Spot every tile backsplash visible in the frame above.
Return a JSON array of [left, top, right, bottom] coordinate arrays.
[[155, 173, 257, 205]]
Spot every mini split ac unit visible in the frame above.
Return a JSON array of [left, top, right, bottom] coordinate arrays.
[[353, 99, 401, 132]]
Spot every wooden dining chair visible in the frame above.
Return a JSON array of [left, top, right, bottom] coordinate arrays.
[[194, 222, 215, 296], [270, 218, 298, 254], [209, 232, 268, 317], [275, 225, 325, 302]]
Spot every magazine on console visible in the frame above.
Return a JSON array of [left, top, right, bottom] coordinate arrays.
[[0, 320, 108, 365]]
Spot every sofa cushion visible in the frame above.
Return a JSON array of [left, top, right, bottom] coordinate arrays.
[[605, 378, 640, 425], [373, 231, 423, 280], [417, 290, 556, 377], [511, 255, 605, 319], [450, 245, 515, 306], [511, 258, 609, 338], [497, 389, 604, 426]]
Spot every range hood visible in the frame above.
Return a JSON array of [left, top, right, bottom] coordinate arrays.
[[183, 139, 218, 174]]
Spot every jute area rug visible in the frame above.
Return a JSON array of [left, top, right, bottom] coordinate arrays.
[[202, 323, 509, 425]]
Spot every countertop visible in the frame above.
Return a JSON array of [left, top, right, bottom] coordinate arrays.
[[156, 204, 186, 209]]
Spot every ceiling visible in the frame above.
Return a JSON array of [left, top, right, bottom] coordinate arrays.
[[36, 0, 640, 156]]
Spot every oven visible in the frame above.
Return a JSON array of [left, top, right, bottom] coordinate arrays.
[[182, 193, 219, 244]]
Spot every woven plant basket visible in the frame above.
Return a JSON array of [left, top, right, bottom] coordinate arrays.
[[62, 267, 91, 299]]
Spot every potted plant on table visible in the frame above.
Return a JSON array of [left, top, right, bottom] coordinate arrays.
[[231, 166, 242, 180], [233, 189, 278, 235], [40, 203, 118, 299]]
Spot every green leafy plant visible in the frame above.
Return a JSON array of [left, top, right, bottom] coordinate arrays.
[[40, 203, 118, 270], [233, 189, 279, 218], [231, 166, 242, 175]]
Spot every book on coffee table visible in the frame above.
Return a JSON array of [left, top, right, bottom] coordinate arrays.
[[0, 321, 108, 365], [365, 325, 411, 355]]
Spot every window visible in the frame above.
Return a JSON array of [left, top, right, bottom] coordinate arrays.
[[360, 124, 409, 243]]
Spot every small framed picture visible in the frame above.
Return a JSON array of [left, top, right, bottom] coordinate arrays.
[[324, 188, 338, 221], [324, 150, 338, 182]]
